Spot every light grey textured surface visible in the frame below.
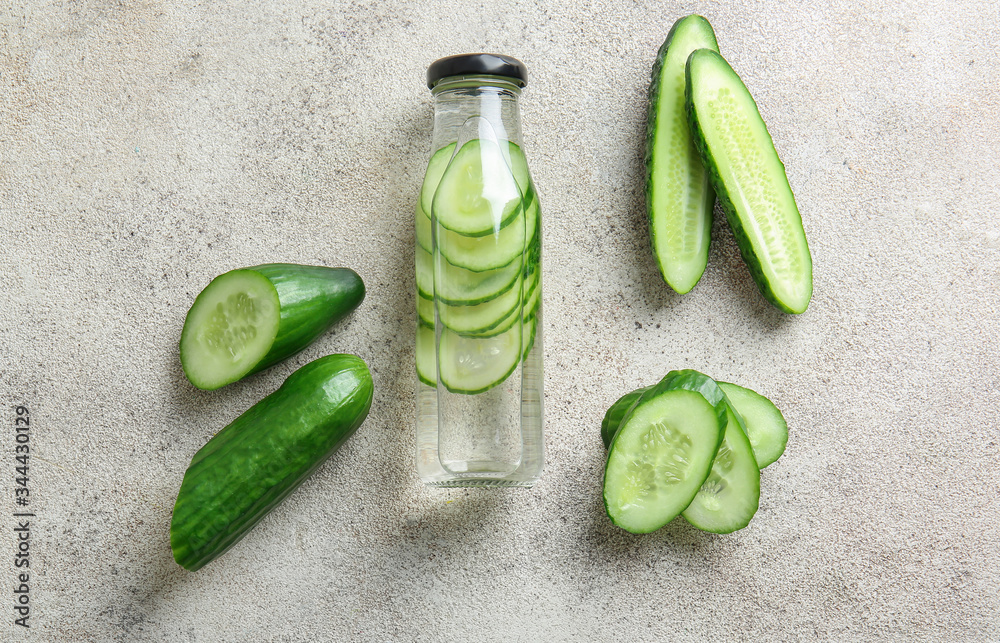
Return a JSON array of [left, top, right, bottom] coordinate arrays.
[[2, 0, 999, 640]]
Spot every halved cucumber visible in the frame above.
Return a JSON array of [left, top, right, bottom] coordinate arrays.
[[646, 15, 718, 294], [681, 402, 760, 533], [180, 265, 364, 390], [718, 381, 788, 468], [432, 138, 522, 237], [438, 323, 522, 394], [603, 384, 724, 534], [416, 245, 521, 306], [686, 48, 813, 313]]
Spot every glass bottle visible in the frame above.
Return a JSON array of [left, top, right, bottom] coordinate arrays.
[[415, 54, 543, 487]]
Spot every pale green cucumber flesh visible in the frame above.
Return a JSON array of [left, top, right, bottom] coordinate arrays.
[[416, 323, 436, 386], [647, 15, 718, 294], [435, 207, 526, 272], [718, 381, 788, 468], [686, 48, 813, 313], [416, 244, 521, 306], [438, 323, 522, 394], [419, 143, 457, 217], [604, 389, 721, 534], [437, 274, 524, 335], [416, 202, 432, 252], [417, 290, 434, 327], [682, 404, 760, 533], [180, 270, 281, 390], [432, 138, 522, 237]]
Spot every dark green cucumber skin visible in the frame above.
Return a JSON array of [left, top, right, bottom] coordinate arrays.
[[645, 15, 718, 294], [246, 264, 365, 376], [171, 354, 373, 571], [685, 50, 812, 314]]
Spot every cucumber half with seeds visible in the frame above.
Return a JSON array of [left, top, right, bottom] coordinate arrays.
[[180, 264, 365, 390], [686, 48, 813, 313], [646, 15, 718, 294]]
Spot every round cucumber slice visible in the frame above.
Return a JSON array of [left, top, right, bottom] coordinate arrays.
[[718, 382, 788, 468], [432, 138, 522, 237], [437, 274, 523, 335], [417, 290, 434, 327], [419, 142, 457, 218], [416, 323, 436, 386], [604, 389, 722, 533], [180, 270, 281, 390], [416, 245, 522, 306], [682, 404, 760, 533], [435, 205, 526, 272], [438, 323, 522, 394], [521, 313, 538, 360]]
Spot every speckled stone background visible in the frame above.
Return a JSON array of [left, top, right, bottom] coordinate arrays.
[[2, 1, 999, 641]]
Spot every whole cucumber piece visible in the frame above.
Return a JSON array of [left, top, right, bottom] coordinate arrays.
[[170, 354, 373, 571], [180, 264, 365, 390]]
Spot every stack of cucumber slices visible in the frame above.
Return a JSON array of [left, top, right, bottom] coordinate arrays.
[[646, 15, 813, 313], [602, 370, 788, 534], [415, 137, 541, 395]]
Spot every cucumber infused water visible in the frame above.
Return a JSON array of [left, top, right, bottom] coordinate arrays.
[[415, 54, 543, 487]]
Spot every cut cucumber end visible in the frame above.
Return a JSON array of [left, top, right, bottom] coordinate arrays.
[[180, 270, 281, 390], [604, 389, 721, 534]]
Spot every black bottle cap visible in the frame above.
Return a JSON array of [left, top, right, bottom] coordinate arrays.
[[427, 53, 528, 89]]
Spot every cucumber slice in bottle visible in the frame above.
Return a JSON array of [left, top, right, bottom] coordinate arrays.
[[646, 15, 718, 294], [417, 290, 434, 327], [681, 403, 760, 533], [432, 138, 522, 237], [686, 48, 813, 313], [603, 386, 724, 534], [416, 323, 436, 386], [416, 245, 521, 306], [419, 142, 457, 218], [416, 202, 432, 253], [437, 274, 524, 336], [438, 323, 522, 394], [718, 381, 788, 468], [521, 313, 538, 360]]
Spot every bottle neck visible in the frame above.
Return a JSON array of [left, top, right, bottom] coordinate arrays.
[[430, 76, 523, 151]]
